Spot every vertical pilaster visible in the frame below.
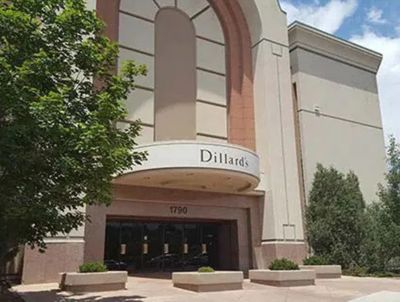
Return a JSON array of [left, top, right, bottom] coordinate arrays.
[[253, 38, 306, 265]]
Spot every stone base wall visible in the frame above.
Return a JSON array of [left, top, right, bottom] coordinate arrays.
[[22, 241, 84, 284], [260, 242, 307, 266]]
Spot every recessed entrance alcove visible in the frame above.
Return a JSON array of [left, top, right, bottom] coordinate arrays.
[[104, 218, 239, 273]]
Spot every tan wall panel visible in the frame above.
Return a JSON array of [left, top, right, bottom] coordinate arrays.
[[178, 0, 209, 17], [197, 70, 226, 105], [290, 48, 379, 92], [299, 111, 386, 203], [119, 48, 154, 89], [125, 88, 154, 124], [86, 0, 96, 10], [295, 72, 382, 127], [197, 38, 225, 74], [192, 8, 224, 43], [197, 102, 227, 138], [120, 0, 158, 20], [117, 122, 154, 145], [135, 125, 154, 145], [156, 0, 175, 7], [119, 14, 154, 53]]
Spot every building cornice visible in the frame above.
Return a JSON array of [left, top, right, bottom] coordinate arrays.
[[288, 21, 382, 73]]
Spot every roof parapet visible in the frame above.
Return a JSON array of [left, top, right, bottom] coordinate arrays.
[[288, 21, 382, 73]]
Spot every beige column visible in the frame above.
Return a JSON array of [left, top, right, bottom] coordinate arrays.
[[84, 205, 107, 263], [246, 0, 306, 265], [253, 38, 306, 266]]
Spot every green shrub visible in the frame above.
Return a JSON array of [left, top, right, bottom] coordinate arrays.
[[359, 137, 400, 274], [303, 255, 329, 266], [269, 258, 299, 270], [79, 262, 107, 273], [198, 266, 215, 273], [374, 272, 398, 278], [386, 257, 400, 274], [343, 265, 368, 277]]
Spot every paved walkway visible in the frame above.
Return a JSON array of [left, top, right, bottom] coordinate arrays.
[[13, 276, 400, 302]]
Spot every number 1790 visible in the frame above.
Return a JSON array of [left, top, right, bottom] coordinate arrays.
[[170, 206, 188, 215]]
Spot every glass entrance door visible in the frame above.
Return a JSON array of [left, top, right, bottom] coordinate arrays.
[[104, 219, 227, 273]]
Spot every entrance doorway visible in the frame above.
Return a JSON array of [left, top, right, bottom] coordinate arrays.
[[104, 218, 238, 273]]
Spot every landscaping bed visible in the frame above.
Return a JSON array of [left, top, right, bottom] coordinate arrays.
[[300, 256, 342, 279], [59, 271, 128, 292], [249, 269, 315, 286], [249, 258, 315, 287], [59, 262, 127, 293], [172, 268, 243, 292], [299, 265, 341, 279]]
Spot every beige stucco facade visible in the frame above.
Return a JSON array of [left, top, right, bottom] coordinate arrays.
[[289, 23, 387, 204], [21, 0, 387, 284]]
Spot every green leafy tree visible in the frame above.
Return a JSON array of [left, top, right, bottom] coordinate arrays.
[[0, 0, 146, 267], [360, 204, 388, 272], [379, 136, 400, 226], [306, 164, 365, 268], [362, 136, 400, 272]]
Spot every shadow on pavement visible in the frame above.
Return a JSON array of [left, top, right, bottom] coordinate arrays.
[[17, 289, 146, 302], [129, 272, 172, 280], [68, 295, 146, 302], [1, 290, 24, 302]]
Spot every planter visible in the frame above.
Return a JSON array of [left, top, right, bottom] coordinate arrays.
[[249, 269, 315, 287], [172, 271, 243, 292], [59, 271, 128, 293], [300, 265, 342, 279]]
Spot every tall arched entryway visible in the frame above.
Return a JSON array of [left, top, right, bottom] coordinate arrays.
[[96, 0, 256, 150], [84, 0, 264, 276]]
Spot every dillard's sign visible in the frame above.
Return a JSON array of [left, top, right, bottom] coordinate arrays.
[[200, 149, 249, 168], [131, 142, 259, 180]]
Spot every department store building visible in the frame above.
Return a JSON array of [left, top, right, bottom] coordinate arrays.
[[21, 0, 387, 284]]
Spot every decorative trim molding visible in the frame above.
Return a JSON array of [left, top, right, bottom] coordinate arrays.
[[190, 5, 210, 20], [261, 239, 306, 244], [119, 44, 154, 57], [197, 99, 227, 108], [197, 132, 228, 140], [119, 10, 154, 23], [197, 66, 225, 77], [252, 38, 289, 49], [298, 109, 383, 130]]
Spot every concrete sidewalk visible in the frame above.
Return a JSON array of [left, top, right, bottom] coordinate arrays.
[[13, 276, 400, 302]]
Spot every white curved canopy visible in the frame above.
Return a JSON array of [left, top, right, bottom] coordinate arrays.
[[114, 141, 260, 193]]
